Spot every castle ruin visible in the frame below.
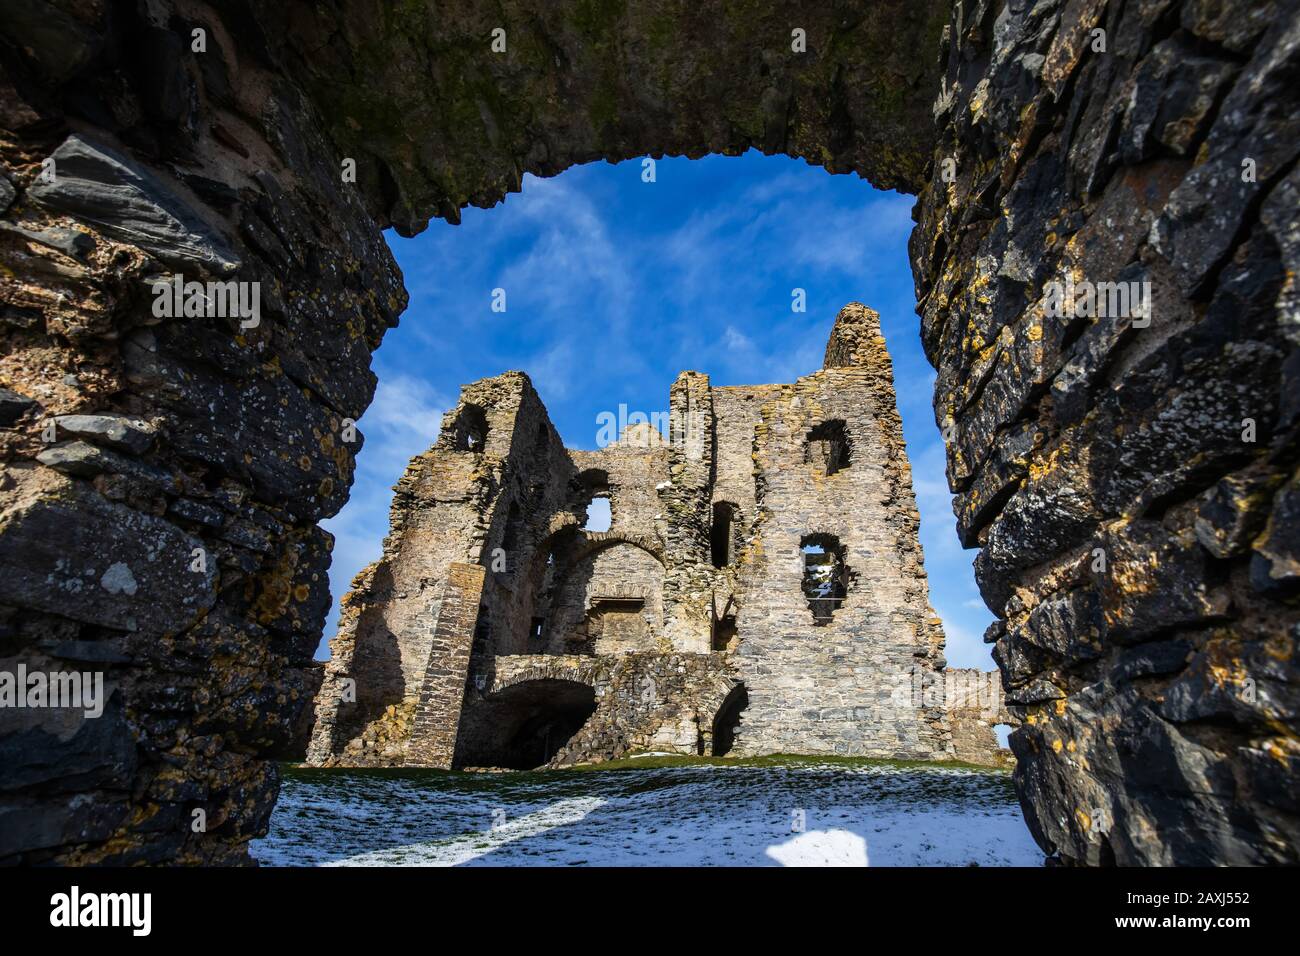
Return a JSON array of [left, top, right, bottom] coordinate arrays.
[[307, 304, 1010, 769]]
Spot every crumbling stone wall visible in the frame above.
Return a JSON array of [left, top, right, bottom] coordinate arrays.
[[729, 304, 951, 758], [311, 303, 968, 770], [945, 668, 1016, 766]]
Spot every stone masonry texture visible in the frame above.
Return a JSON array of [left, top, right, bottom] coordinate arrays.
[[0, 0, 1294, 865]]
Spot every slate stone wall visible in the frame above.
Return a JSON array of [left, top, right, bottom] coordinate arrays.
[[913, 0, 1300, 863]]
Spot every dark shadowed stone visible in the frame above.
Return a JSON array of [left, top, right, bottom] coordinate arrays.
[[0, 221, 96, 260], [1194, 466, 1283, 559], [36, 441, 174, 491], [27, 134, 241, 275], [54, 414, 155, 454], [0, 172, 13, 214], [1112, 639, 1194, 684], [1153, 15, 1300, 295], [0, 687, 135, 794], [0, 0, 106, 83], [0, 472, 215, 635], [1251, 470, 1300, 596], [1098, 521, 1231, 642], [0, 387, 35, 425]]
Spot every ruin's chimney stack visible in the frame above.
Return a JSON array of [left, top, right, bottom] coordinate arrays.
[[824, 302, 887, 368]]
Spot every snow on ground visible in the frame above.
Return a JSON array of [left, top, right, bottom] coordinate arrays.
[[251, 760, 1042, 867]]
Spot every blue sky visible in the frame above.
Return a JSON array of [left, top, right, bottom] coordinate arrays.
[[318, 151, 995, 670]]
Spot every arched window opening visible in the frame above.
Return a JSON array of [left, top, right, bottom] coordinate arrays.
[[805, 419, 851, 475], [710, 501, 739, 568], [801, 533, 850, 625], [447, 403, 489, 452]]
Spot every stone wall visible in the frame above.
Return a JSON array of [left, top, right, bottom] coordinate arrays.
[[945, 668, 1015, 766], [913, 0, 1300, 863], [466, 652, 739, 765], [729, 305, 951, 758]]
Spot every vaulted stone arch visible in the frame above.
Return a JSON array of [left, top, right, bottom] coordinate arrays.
[[0, 0, 1294, 866]]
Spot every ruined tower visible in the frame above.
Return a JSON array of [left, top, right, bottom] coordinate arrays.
[[306, 304, 1006, 769]]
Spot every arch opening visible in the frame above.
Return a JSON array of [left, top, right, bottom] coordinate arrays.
[[458, 679, 597, 770], [710, 684, 749, 757]]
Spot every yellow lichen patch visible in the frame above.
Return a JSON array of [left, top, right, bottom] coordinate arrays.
[[1052, 738, 1063, 753]]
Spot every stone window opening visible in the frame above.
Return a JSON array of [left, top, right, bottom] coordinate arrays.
[[710, 592, 738, 651], [529, 616, 545, 646], [472, 604, 491, 656], [805, 419, 851, 475], [801, 533, 850, 625], [575, 468, 613, 532], [710, 501, 739, 568], [712, 614, 738, 652], [583, 493, 612, 532], [500, 501, 523, 558], [448, 403, 488, 452]]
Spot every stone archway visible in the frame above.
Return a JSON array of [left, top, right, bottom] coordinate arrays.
[[454, 677, 597, 770], [0, 1, 1295, 866]]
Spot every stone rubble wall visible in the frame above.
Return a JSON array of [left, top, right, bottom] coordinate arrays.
[[1, 1, 404, 864], [306, 372, 579, 765], [405, 562, 485, 768], [479, 652, 741, 765], [945, 667, 1015, 766]]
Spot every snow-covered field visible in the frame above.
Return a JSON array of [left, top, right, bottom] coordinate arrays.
[[251, 758, 1042, 867]]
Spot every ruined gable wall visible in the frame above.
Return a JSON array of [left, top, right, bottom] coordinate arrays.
[[308, 371, 578, 766], [711, 385, 783, 521], [946, 668, 1014, 766], [730, 331, 949, 758], [544, 543, 666, 655]]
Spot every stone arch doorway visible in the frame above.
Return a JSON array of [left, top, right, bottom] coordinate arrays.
[[710, 683, 750, 757], [0, 0, 1291, 869], [454, 678, 597, 770]]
